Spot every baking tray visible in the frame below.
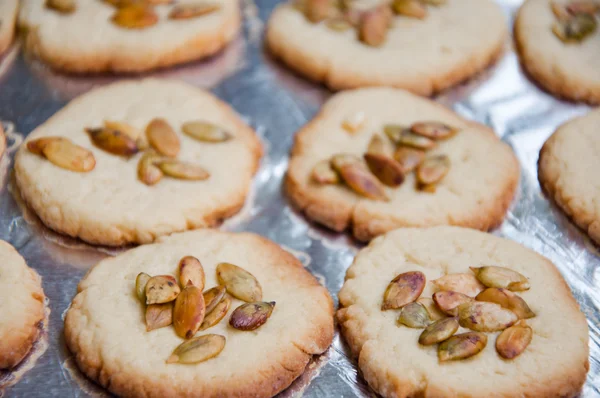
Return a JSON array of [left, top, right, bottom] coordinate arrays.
[[0, 0, 598, 396]]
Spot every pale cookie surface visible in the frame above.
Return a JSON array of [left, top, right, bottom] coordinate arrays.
[[19, 0, 240, 73], [0, 123, 6, 159], [286, 88, 519, 242], [539, 109, 600, 245], [337, 226, 589, 397], [0, 240, 45, 370], [14, 79, 263, 246], [515, 0, 600, 104], [64, 229, 334, 397], [266, 0, 507, 94], [0, 0, 18, 56]]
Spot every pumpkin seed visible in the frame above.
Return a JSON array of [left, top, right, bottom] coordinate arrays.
[[419, 317, 459, 346], [422, 0, 446, 5], [85, 127, 139, 156], [364, 153, 405, 187], [203, 286, 227, 314], [393, 147, 425, 173], [458, 301, 518, 332], [432, 273, 485, 297], [552, 13, 597, 42], [312, 160, 340, 184], [366, 134, 386, 155], [411, 122, 457, 140], [111, 4, 158, 29], [46, 0, 76, 13], [417, 155, 450, 186], [173, 284, 206, 339], [330, 153, 361, 170], [397, 302, 431, 328], [145, 275, 180, 305], [145, 302, 173, 331], [182, 121, 232, 143], [200, 296, 231, 331], [383, 124, 407, 143], [137, 150, 163, 186], [359, 5, 391, 47], [169, 3, 221, 19], [342, 112, 366, 133], [397, 131, 437, 150], [566, 0, 600, 15], [438, 332, 487, 362], [432, 291, 473, 316], [104, 120, 140, 140], [146, 118, 180, 157], [495, 320, 532, 359], [178, 256, 205, 290], [229, 301, 275, 331], [305, 0, 335, 22], [158, 160, 210, 180], [337, 162, 389, 200], [382, 271, 426, 310], [475, 288, 535, 319], [392, 0, 427, 18], [166, 334, 226, 364], [216, 262, 263, 302], [135, 272, 151, 303], [470, 266, 530, 291], [42, 139, 96, 172], [417, 297, 446, 321], [27, 137, 68, 156], [326, 17, 353, 31]]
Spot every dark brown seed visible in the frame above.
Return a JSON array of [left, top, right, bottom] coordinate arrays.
[[173, 285, 206, 339], [393, 147, 425, 173], [85, 127, 139, 156], [338, 163, 389, 201], [111, 4, 159, 29], [495, 320, 532, 359], [46, 0, 76, 13], [229, 301, 275, 331], [392, 0, 427, 18], [382, 271, 426, 310], [359, 5, 391, 47], [438, 332, 487, 362], [364, 153, 405, 187]]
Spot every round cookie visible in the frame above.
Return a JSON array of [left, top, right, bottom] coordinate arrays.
[[266, 0, 507, 94], [19, 0, 240, 74], [337, 226, 589, 397], [515, 0, 600, 104], [286, 87, 519, 242], [0, 0, 18, 56], [0, 240, 46, 370], [0, 123, 6, 159], [64, 229, 334, 397], [14, 79, 263, 246], [538, 109, 600, 245]]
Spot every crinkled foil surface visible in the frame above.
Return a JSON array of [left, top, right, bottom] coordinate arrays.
[[0, 0, 598, 396]]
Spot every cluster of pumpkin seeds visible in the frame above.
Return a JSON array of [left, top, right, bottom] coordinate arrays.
[[551, 0, 599, 42], [135, 257, 275, 364], [382, 265, 535, 362], [45, 0, 221, 29], [311, 120, 457, 199], [297, 0, 447, 47]]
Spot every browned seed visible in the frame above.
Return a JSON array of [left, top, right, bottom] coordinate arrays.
[[216, 263, 262, 302], [330, 153, 361, 169], [417, 155, 450, 186], [475, 288, 535, 319], [364, 153, 405, 187], [203, 286, 227, 315], [181, 121, 232, 143], [382, 271, 426, 310], [169, 3, 221, 19], [337, 162, 389, 201], [432, 291, 473, 316], [470, 266, 530, 291], [432, 273, 485, 297], [145, 275, 180, 305], [392, 0, 427, 18], [166, 334, 225, 364], [419, 317, 459, 346], [85, 127, 139, 156], [137, 150, 163, 186], [229, 301, 275, 331], [312, 160, 340, 184], [42, 139, 96, 172], [438, 332, 487, 362], [27, 137, 68, 156], [457, 301, 518, 332], [146, 118, 180, 158], [145, 302, 173, 331], [366, 134, 386, 155], [111, 4, 159, 29], [359, 5, 392, 47], [397, 132, 437, 150], [495, 320, 532, 359], [46, 0, 76, 13], [411, 122, 457, 140], [178, 256, 206, 290], [158, 160, 210, 180], [173, 284, 206, 339], [104, 120, 140, 140], [199, 296, 231, 331], [304, 0, 336, 22]]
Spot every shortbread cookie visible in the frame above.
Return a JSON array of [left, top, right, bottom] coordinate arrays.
[[266, 0, 507, 94], [19, 1, 240, 73], [0, 0, 18, 56], [0, 123, 6, 159], [286, 87, 519, 241], [0, 240, 46, 370], [65, 229, 334, 397], [15, 79, 262, 246], [515, 0, 600, 104], [338, 226, 589, 397], [539, 109, 600, 245]]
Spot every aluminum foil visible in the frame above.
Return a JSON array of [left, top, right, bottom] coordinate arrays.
[[0, 0, 598, 396]]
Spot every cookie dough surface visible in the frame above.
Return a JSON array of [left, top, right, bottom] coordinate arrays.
[[15, 79, 263, 246], [539, 109, 600, 245], [65, 229, 334, 398], [266, 0, 507, 94], [515, 0, 600, 104], [0, 0, 18, 56], [337, 227, 589, 397], [19, 0, 240, 73], [0, 240, 45, 370], [286, 87, 519, 241]]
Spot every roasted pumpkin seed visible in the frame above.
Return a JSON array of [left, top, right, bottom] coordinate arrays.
[[135, 272, 151, 303], [392, 0, 427, 18], [458, 301, 518, 332], [137, 150, 163, 186], [158, 160, 210, 180], [341, 112, 366, 133], [475, 288, 535, 319], [146, 118, 180, 157], [46, 0, 76, 13], [169, 3, 221, 19], [382, 271, 426, 310], [230, 301, 275, 331], [42, 139, 96, 172], [364, 153, 405, 187], [337, 162, 389, 200], [111, 4, 158, 29], [146, 302, 173, 331], [359, 5, 391, 47], [417, 297, 446, 321], [397, 302, 431, 328], [216, 262, 263, 302], [411, 122, 457, 140], [393, 146, 425, 173], [166, 334, 226, 364], [397, 131, 437, 150], [366, 134, 386, 155], [203, 286, 227, 314], [438, 332, 487, 362], [182, 121, 232, 143], [418, 317, 459, 346], [305, 0, 335, 22], [145, 275, 180, 305], [200, 296, 231, 331], [432, 273, 485, 297], [417, 155, 450, 186], [173, 284, 206, 339], [552, 13, 597, 42], [104, 120, 140, 140], [178, 256, 205, 290], [432, 291, 473, 316], [85, 127, 139, 156], [27, 137, 68, 156], [312, 160, 340, 184], [330, 153, 361, 170], [470, 266, 530, 291], [495, 320, 532, 359], [383, 124, 407, 143]]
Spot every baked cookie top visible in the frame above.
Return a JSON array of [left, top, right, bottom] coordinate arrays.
[[539, 108, 600, 245], [64, 229, 334, 398], [266, 0, 507, 94], [19, 0, 240, 73], [0, 0, 18, 56], [0, 123, 6, 160], [337, 226, 589, 397], [0, 240, 46, 370], [515, 0, 600, 104], [286, 87, 519, 241], [14, 79, 263, 246]]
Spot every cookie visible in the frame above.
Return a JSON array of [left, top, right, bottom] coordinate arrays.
[[266, 0, 507, 94], [286, 87, 519, 242], [64, 229, 334, 397], [0, 0, 18, 56], [337, 226, 589, 397], [0, 240, 46, 370], [538, 109, 600, 245], [19, 1, 240, 74], [515, 0, 600, 104], [0, 123, 6, 159], [14, 79, 263, 246]]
